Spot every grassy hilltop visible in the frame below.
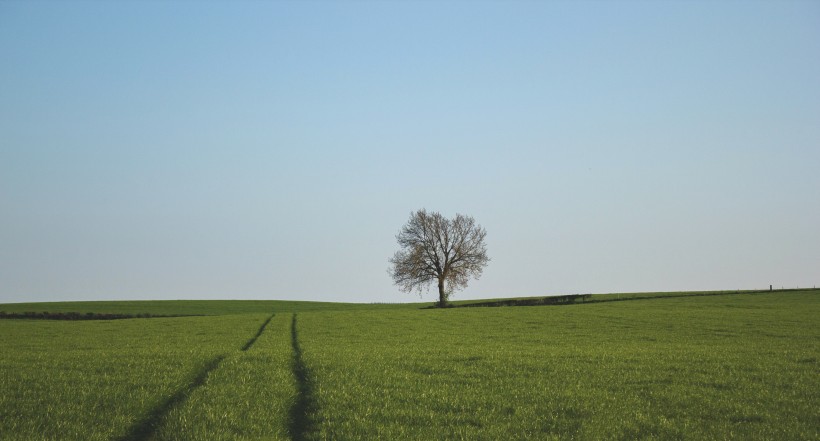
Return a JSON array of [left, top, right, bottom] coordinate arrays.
[[0, 289, 818, 440], [0, 298, 419, 316]]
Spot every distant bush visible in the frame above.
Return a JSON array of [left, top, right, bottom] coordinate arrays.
[[0, 311, 197, 320], [452, 294, 593, 309]]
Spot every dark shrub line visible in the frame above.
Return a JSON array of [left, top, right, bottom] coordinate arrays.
[[584, 288, 815, 306], [434, 288, 817, 310], [0, 311, 201, 320], [457, 294, 593, 308]]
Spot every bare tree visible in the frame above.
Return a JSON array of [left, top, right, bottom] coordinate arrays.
[[389, 209, 489, 307]]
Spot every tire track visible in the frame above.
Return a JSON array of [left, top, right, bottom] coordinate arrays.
[[289, 313, 317, 441], [117, 313, 275, 441], [116, 355, 225, 441], [242, 313, 275, 351]]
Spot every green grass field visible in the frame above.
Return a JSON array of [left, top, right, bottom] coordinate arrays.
[[0, 299, 416, 316], [1, 290, 818, 440]]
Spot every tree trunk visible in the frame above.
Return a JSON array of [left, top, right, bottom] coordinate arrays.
[[437, 277, 446, 307]]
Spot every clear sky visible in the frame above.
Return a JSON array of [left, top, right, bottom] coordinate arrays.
[[1, 1, 818, 304]]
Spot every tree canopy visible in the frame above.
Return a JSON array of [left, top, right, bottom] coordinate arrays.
[[389, 209, 489, 307]]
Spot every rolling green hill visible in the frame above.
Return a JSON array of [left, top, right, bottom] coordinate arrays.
[[1, 289, 817, 440]]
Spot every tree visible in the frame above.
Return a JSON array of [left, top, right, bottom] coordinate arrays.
[[389, 209, 489, 307]]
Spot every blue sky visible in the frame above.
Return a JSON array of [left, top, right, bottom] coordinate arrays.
[[1, 1, 818, 304]]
